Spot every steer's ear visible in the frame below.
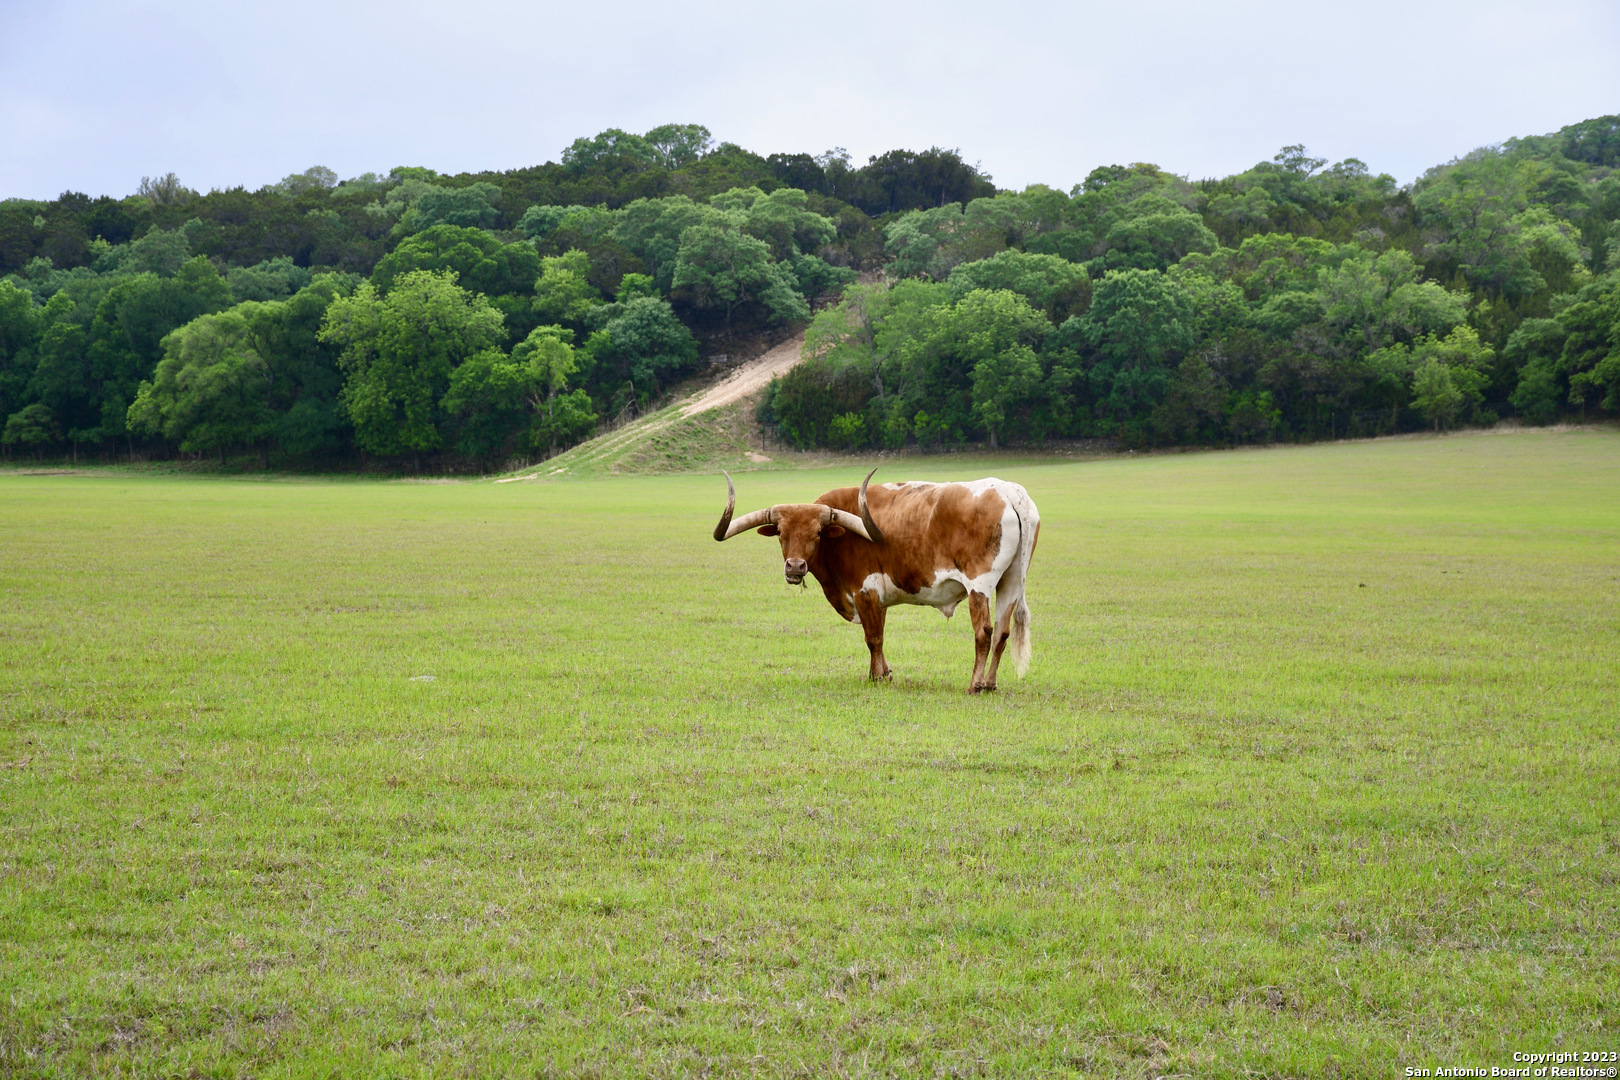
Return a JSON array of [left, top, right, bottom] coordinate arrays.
[[824, 524, 846, 538], [756, 524, 779, 536]]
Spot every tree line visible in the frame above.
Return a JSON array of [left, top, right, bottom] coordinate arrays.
[[0, 124, 1000, 467], [2, 117, 1617, 467], [767, 118, 1620, 450]]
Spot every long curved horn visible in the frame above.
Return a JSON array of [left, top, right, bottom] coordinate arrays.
[[721, 507, 776, 540], [713, 471, 776, 541], [825, 507, 875, 543], [857, 467, 885, 545]]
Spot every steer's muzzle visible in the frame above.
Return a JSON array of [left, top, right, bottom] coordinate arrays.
[[784, 558, 808, 584]]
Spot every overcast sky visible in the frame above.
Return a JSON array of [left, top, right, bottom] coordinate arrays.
[[3, 0, 1617, 202]]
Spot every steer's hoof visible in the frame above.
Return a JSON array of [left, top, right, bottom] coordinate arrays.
[[869, 669, 893, 683], [968, 682, 997, 695]]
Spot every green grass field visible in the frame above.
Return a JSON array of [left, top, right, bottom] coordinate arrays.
[[2, 429, 1617, 1078]]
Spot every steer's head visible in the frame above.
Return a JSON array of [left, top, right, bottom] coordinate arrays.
[[712, 469, 886, 585]]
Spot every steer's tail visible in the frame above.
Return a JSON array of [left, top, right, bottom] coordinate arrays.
[[1000, 483, 1040, 678], [1011, 593, 1033, 677]]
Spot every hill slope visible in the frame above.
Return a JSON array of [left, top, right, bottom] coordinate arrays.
[[497, 334, 805, 481]]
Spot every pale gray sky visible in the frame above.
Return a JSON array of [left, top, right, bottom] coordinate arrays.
[[2, 0, 1617, 201]]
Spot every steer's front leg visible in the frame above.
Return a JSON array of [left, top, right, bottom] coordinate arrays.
[[967, 590, 994, 693], [855, 588, 891, 681]]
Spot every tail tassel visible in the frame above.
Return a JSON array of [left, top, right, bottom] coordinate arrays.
[[1011, 598, 1032, 677]]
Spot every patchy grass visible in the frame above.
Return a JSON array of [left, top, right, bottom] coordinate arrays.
[[609, 397, 769, 477], [1, 428, 1616, 1078]]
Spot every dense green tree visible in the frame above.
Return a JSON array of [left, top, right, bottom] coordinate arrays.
[[956, 188, 1069, 259], [118, 226, 194, 276], [320, 270, 505, 464], [226, 257, 312, 301], [852, 147, 995, 214], [545, 205, 618, 250], [614, 273, 658, 302], [1076, 269, 1196, 423], [1509, 358, 1560, 423], [84, 256, 234, 444], [441, 325, 597, 460], [612, 196, 727, 290], [884, 204, 967, 280], [712, 186, 837, 261], [1253, 290, 1326, 338], [273, 166, 339, 197], [441, 348, 536, 462], [413, 184, 501, 231], [1198, 146, 1404, 249], [562, 129, 661, 176], [515, 204, 573, 241], [1150, 354, 1227, 442], [1556, 275, 1620, 415], [1093, 195, 1218, 272], [357, 174, 504, 239], [244, 276, 354, 455], [948, 250, 1089, 315], [803, 282, 890, 403], [1, 402, 57, 456], [516, 326, 598, 451], [513, 326, 582, 412], [1221, 233, 1338, 300], [766, 152, 832, 195], [23, 294, 95, 442], [535, 389, 598, 451], [586, 297, 698, 398], [947, 289, 1049, 448], [1030, 163, 1201, 266], [1413, 149, 1584, 299], [1368, 325, 1494, 431], [774, 279, 955, 448], [126, 307, 276, 461], [0, 278, 44, 422], [1317, 249, 1467, 350], [360, 175, 442, 229], [1556, 115, 1620, 167], [671, 223, 807, 330], [1411, 357, 1465, 431], [534, 207, 643, 290], [1499, 317, 1565, 406], [788, 254, 856, 304], [643, 124, 714, 169], [1413, 326, 1494, 429], [532, 250, 603, 327], [1170, 270, 1250, 341], [369, 225, 540, 298]]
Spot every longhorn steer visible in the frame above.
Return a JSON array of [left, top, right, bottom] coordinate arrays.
[[713, 469, 1039, 692]]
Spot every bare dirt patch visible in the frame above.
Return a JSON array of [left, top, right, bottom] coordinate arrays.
[[680, 333, 806, 419]]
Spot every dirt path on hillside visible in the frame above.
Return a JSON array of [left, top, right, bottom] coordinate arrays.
[[680, 333, 806, 418], [492, 332, 808, 480]]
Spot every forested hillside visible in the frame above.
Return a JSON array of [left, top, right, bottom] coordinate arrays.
[[1, 118, 1616, 468]]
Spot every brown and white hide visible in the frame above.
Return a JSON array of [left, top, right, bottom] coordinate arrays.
[[713, 471, 1039, 693]]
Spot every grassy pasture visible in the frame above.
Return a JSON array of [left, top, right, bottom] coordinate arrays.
[[1, 429, 1617, 1078]]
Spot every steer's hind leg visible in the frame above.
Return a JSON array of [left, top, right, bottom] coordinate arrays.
[[855, 589, 891, 681], [984, 605, 1015, 690], [967, 591, 994, 693]]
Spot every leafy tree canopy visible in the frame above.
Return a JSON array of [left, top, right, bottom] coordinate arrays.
[[127, 306, 276, 457], [320, 270, 505, 458], [948, 250, 1089, 314], [370, 225, 540, 299]]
